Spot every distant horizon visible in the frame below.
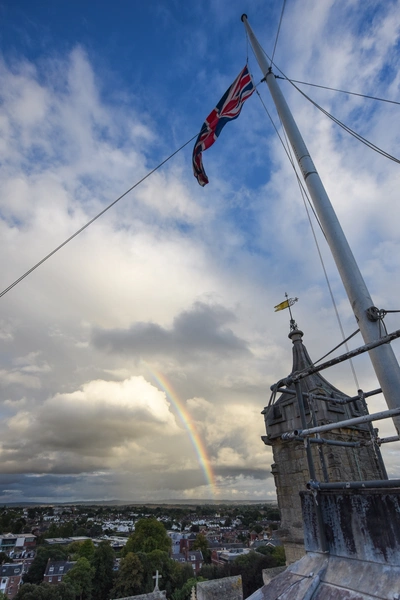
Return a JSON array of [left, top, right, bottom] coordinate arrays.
[[0, 498, 277, 508]]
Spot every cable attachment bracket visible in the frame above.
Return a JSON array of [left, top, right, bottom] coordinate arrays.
[[366, 306, 387, 322]]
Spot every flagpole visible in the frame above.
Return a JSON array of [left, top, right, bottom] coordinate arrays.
[[241, 14, 400, 435]]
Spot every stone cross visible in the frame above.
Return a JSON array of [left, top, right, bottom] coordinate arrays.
[[152, 570, 162, 591]]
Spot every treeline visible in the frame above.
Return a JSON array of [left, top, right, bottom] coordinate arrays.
[[12, 517, 285, 600], [199, 547, 285, 598], [0, 508, 28, 535]]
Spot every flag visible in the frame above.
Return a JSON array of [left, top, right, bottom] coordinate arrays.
[[192, 65, 255, 186], [274, 300, 290, 312], [274, 297, 298, 312]]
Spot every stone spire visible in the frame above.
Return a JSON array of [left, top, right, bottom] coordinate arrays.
[[262, 327, 386, 564]]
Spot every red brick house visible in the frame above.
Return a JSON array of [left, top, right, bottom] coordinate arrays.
[[0, 563, 25, 598], [43, 560, 75, 585], [179, 533, 197, 554], [172, 550, 203, 574]]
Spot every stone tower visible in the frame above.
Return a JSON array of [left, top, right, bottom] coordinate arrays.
[[262, 326, 386, 564]]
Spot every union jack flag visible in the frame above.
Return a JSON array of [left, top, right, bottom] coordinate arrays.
[[192, 65, 255, 186]]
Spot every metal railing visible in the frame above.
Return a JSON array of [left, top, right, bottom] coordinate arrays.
[[268, 328, 400, 492]]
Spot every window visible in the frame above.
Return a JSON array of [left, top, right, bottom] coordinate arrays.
[[49, 567, 54, 572], [59, 566, 64, 572], [58, 576, 62, 581], [190, 555, 196, 561], [49, 577, 52, 582]]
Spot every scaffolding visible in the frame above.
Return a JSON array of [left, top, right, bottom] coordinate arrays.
[[265, 328, 400, 552]]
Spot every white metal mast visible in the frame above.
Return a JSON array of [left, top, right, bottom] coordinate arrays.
[[242, 15, 400, 435]]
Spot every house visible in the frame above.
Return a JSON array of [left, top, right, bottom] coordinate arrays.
[[179, 533, 197, 554], [211, 548, 250, 566], [172, 550, 203, 574], [167, 532, 183, 555], [43, 560, 75, 585], [0, 534, 36, 555], [0, 562, 26, 598], [250, 539, 276, 550]]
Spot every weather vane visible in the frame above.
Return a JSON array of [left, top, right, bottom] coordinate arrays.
[[274, 293, 299, 331]]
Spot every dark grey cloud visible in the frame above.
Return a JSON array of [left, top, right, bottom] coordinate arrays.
[[0, 474, 87, 502], [92, 302, 251, 360], [214, 467, 271, 481], [0, 467, 271, 503]]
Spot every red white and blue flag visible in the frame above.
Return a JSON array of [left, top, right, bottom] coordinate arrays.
[[192, 65, 255, 186]]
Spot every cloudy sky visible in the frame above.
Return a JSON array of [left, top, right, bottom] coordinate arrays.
[[1, 0, 400, 504]]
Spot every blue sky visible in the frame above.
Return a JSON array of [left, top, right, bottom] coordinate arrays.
[[0, 0, 400, 504]]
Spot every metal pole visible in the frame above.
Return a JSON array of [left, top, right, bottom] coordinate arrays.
[[378, 435, 400, 444], [242, 14, 400, 435], [288, 329, 400, 384], [358, 390, 388, 480], [294, 382, 316, 480], [293, 384, 328, 551], [308, 395, 329, 482], [297, 406, 400, 437], [307, 479, 400, 491]]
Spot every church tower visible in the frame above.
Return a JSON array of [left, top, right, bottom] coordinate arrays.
[[262, 325, 386, 564]]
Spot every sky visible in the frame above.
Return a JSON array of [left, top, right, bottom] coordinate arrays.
[[0, 0, 400, 504]]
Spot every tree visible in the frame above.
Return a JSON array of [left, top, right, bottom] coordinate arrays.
[[27, 508, 37, 520], [23, 545, 68, 585], [179, 563, 196, 586], [265, 507, 280, 521], [199, 550, 285, 599], [270, 545, 285, 565], [123, 518, 171, 555], [110, 552, 143, 598], [46, 524, 60, 539], [232, 551, 278, 598], [66, 542, 83, 558], [12, 518, 26, 534], [199, 564, 219, 580], [138, 550, 181, 597], [91, 541, 115, 600], [59, 523, 74, 538], [64, 557, 93, 600], [255, 545, 274, 556], [171, 577, 201, 600], [193, 534, 210, 563], [78, 540, 95, 562], [15, 582, 75, 600]]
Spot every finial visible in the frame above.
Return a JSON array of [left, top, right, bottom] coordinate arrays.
[[153, 570, 162, 592], [274, 293, 299, 332]]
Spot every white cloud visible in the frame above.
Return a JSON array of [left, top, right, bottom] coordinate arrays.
[[0, 0, 399, 503]]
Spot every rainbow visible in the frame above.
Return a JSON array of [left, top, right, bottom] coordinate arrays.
[[143, 364, 217, 499]]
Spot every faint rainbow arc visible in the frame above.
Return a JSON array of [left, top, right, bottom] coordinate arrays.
[[144, 365, 217, 498]]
